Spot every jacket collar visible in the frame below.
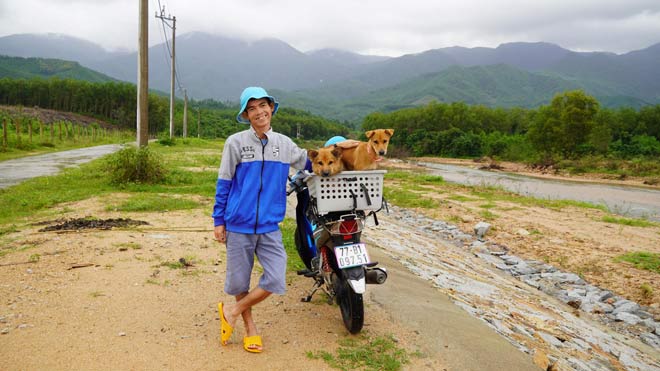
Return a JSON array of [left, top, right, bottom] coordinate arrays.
[[249, 126, 273, 141]]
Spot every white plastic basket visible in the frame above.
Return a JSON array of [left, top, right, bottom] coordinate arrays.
[[306, 170, 386, 215]]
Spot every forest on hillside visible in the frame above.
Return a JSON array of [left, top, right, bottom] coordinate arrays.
[[363, 90, 660, 168], [0, 78, 350, 141], [1, 78, 659, 173]]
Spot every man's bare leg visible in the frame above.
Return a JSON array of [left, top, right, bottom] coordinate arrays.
[[223, 287, 271, 349]]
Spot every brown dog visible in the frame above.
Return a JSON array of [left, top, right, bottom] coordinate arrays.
[[308, 146, 344, 177], [335, 129, 394, 170]]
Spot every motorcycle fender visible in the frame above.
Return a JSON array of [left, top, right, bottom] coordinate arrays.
[[348, 277, 366, 294], [343, 266, 366, 294]]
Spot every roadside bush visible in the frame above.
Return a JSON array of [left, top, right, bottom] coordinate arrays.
[[157, 135, 177, 146], [104, 145, 167, 184]]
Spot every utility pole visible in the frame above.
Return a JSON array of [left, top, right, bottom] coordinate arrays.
[[156, 7, 176, 138], [137, 0, 149, 147], [183, 89, 188, 138]]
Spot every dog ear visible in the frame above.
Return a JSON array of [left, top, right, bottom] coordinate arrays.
[[385, 129, 394, 137], [308, 149, 318, 160], [331, 146, 343, 158], [365, 130, 375, 139]]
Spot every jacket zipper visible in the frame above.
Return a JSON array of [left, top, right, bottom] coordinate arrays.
[[254, 141, 266, 234]]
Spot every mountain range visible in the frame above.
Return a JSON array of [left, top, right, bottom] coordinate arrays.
[[0, 32, 658, 122]]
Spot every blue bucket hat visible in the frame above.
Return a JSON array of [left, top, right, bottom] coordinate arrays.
[[324, 136, 346, 147], [236, 86, 279, 124]]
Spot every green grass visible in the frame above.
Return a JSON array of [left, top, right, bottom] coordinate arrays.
[[383, 167, 607, 213], [0, 161, 113, 225], [106, 194, 200, 212], [28, 253, 40, 263], [281, 217, 306, 271], [468, 186, 607, 211], [0, 224, 19, 237], [383, 188, 438, 209], [614, 252, 660, 273], [113, 242, 142, 251], [447, 195, 477, 202], [479, 210, 497, 220], [601, 215, 655, 228], [0, 131, 135, 162], [385, 170, 443, 184], [0, 139, 222, 226], [306, 334, 412, 371], [160, 255, 198, 270], [640, 283, 654, 299], [557, 157, 660, 178]]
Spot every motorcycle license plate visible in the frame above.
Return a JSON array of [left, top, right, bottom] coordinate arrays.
[[334, 243, 371, 269]]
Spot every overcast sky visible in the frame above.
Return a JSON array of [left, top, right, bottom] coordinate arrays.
[[1, 0, 659, 56]]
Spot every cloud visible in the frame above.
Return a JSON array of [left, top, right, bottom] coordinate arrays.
[[1, 0, 659, 55]]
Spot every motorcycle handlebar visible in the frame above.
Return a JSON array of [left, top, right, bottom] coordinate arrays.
[[287, 170, 311, 196]]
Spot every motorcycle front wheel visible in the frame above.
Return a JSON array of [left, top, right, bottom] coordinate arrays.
[[336, 277, 364, 334]]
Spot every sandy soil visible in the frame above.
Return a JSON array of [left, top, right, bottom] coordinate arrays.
[[388, 157, 660, 314], [0, 196, 437, 370]]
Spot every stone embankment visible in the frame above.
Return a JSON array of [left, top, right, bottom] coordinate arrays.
[[363, 206, 660, 371]]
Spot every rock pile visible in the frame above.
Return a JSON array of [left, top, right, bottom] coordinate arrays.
[[364, 206, 660, 371]]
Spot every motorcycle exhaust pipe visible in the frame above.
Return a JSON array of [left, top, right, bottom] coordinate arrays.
[[365, 267, 387, 284]]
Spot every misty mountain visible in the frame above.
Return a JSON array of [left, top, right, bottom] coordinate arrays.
[[306, 48, 390, 66], [277, 64, 652, 123], [0, 33, 129, 66], [1, 32, 658, 123]]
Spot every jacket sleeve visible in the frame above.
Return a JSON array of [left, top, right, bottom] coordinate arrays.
[[289, 138, 311, 171], [212, 138, 238, 227]]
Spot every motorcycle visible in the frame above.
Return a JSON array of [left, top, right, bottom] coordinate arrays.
[[287, 169, 388, 334]]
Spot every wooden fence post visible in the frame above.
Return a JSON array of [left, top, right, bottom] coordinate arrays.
[[15, 117, 21, 146], [58, 122, 63, 142], [39, 121, 43, 141], [50, 122, 54, 143], [2, 117, 7, 150], [28, 119, 33, 144]]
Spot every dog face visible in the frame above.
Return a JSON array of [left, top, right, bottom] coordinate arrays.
[[308, 146, 344, 177], [366, 129, 394, 156]]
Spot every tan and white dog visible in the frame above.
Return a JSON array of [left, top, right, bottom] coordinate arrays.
[[335, 129, 394, 170], [308, 146, 344, 177]]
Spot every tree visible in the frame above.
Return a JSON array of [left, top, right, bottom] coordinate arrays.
[[527, 90, 599, 161]]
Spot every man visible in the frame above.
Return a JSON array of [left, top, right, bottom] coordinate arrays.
[[213, 87, 309, 353]]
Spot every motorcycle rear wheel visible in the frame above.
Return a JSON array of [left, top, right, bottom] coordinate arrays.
[[337, 278, 364, 334]]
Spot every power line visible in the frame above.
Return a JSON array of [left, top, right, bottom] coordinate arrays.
[[155, 0, 184, 94]]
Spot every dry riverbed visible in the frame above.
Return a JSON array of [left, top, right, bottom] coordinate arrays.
[[390, 157, 660, 312]]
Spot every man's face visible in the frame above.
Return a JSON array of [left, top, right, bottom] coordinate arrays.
[[243, 98, 274, 131]]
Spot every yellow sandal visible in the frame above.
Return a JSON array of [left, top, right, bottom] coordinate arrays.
[[243, 335, 263, 353], [218, 302, 233, 346]]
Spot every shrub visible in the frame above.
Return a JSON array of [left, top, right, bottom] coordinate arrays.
[[157, 135, 177, 146], [104, 145, 167, 184]]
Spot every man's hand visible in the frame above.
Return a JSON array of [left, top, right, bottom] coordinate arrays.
[[214, 225, 226, 243]]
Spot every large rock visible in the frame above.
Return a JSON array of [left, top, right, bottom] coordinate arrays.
[[615, 312, 642, 325], [473, 221, 491, 239], [612, 302, 641, 315]]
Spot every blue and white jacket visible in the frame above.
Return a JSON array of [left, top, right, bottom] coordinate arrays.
[[213, 127, 309, 234]]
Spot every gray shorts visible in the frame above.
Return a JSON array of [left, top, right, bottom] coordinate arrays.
[[224, 230, 287, 295]]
